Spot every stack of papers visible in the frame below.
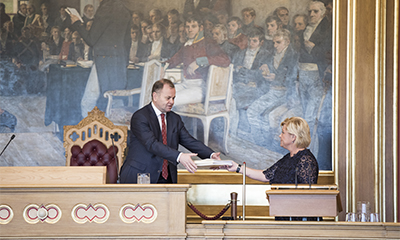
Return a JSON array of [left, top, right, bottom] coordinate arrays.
[[194, 159, 232, 168]]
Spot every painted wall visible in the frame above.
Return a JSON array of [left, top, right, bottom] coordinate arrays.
[[0, 0, 332, 172]]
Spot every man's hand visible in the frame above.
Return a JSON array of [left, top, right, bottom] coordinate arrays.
[[187, 61, 199, 76], [70, 14, 80, 24], [179, 153, 198, 173], [304, 40, 315, 53], [211, 152, 221, 160]]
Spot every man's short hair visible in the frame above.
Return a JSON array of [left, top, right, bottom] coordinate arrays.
[[281, 117, 311, 148], [273, 29, 291, 42], [293, 13, 309, 26], [167, 9, 179, 17], [132, 11, 144, 19], [203, 13, 218, 25], [265, 15, 282, 26], [241, 7, 256, 17], [131, 24, 140, 31], [227, 16, 243, 27], [309, 1, 326, 16], [149, 8, 162, 17], [83, 4, 94, 13], [50, 26, 60, 34], [247, 28, 265, 42], [152, 22, 166, 35], [19, 3, 27, 9], [213, 24, 228, 39], [273, 6, 289, 17], [185, 15, 203, 27], [152, 79, 175, 97]]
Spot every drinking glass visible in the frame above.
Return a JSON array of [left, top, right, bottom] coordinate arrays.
[[346, 212, 357, 222], [357, 201, 370, 214], [137, 173, 150, 184], [358, 212, 369, 222], [370, 213, 380, 222]]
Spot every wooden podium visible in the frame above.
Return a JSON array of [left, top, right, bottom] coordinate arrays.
[[266, 184, 341, 217]]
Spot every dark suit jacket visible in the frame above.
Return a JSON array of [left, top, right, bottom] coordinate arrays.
[[120, 103, 214, 184], [138, 38, 172, 62], [299, 17, 332, 76], [72, 0, 132, 110]]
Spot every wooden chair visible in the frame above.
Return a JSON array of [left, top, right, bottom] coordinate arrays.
[[103, 60, 162, 127], [174, 64, 234, 154], [63, 107, 128, 183]]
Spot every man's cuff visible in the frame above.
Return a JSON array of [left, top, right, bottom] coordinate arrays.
[[210, 152, 215, 159], [196, 57, 209, 68], [177, 152, 182, 163]]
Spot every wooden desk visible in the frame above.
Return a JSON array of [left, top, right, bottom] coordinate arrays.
[[0, 184, 190, 239]]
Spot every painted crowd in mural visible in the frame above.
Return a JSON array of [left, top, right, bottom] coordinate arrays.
[[0, 0, 332, 170]]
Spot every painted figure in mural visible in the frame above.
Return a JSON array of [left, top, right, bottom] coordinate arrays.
[[262, 16, 282, 53], [68, 31, 84, 62], [273, 6, 292, 32], [247, 29, 300, 150], [202, 13, 218, 39], [13, 26, 41, 69], [0, 3, 10, 29], [183, 0, 211, 19], [212, 24, 239, 60], [131, 11, 143, 30], [167, 22, 182, 56], [40, 3, 53, 34], [53, 6, 71, 32], [24, 4, 44, 39], [227, 16, 248, 50], [82, 4, 95, 24], [240, 7, 259, 35], [58, 27, 72, 60], [291, 14, 308, 52], [231, 28, 269, 136], [165, 15, 230, 106], [0, 21, 18, 59], [12, 3, 27, 37], [140, 19, 153, 45], [298, 0, 332, 157], [119, 79, 221, 184], [215, 10, 229, 26], [70, 0, 131, 112], [140, 22, 172, 62], [45, 26, 63, 56], [129, 24, 140, 64], [166, 9, 181, 39]]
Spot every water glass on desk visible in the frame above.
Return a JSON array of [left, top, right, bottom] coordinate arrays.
[[346, 212, 358, 222], [137, 173, 150, 184], [370, 213, 380, 222]]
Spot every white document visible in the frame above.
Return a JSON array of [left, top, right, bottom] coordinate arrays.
[[194, 159, 233, 167], [66, 7, 84, 23]]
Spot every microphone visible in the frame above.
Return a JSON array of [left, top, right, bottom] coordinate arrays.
[[0, 134, 16, 157], [295, 167, 298, 189], [110, 134, 119, 182]]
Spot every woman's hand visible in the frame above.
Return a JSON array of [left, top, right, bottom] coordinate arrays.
[[219, 160, 239, 172]]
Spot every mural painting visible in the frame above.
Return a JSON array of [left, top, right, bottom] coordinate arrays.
[[0, 0, 332, 171]]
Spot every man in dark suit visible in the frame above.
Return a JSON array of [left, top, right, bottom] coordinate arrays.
[[120, 79, 221, 184], [70, 0, 132, 112]]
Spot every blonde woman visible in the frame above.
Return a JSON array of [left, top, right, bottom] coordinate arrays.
[[223, 116, 319, 184]]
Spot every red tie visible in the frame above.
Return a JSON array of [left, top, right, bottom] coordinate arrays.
[[161, 113, 168, 179]]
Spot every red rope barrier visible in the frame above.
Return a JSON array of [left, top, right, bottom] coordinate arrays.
[[187, 202, 231, 220]]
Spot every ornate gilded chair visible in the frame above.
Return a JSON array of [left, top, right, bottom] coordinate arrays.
[[63, 107, 128, 183], [174, 64, 234, 153], [103, 60, 162, 127]]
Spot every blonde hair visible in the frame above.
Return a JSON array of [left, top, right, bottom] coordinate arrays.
[[281, 117, 311, 148]]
